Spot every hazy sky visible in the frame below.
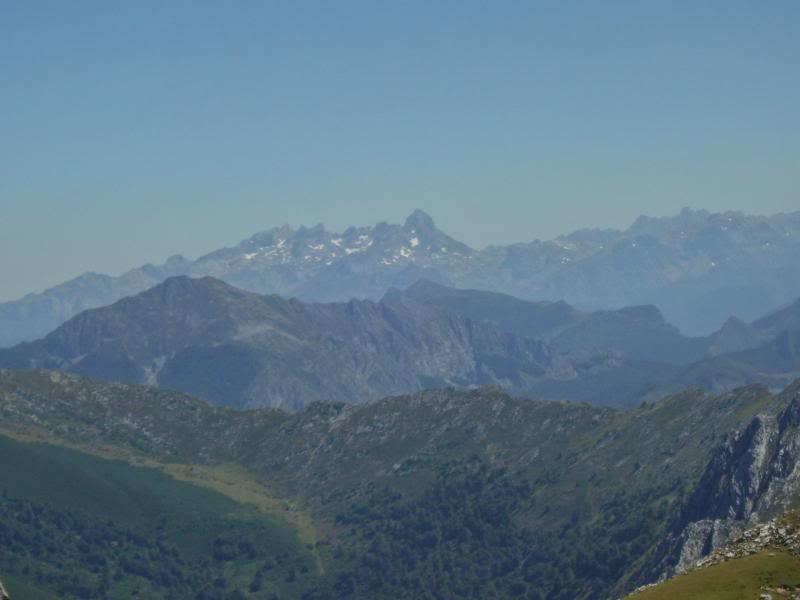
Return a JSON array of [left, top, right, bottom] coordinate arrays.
[[1, 1, 798, 301]]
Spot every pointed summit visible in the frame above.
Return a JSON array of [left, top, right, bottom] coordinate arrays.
[[403, 209, 436, 233]]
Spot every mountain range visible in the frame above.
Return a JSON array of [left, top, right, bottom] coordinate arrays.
[[3, 207, 800, 348], [2, 275, 799, 410], [0, 276, 612, 410]]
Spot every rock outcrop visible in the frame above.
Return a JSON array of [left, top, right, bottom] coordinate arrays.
[[629, 512, 800, 598], [694, 514, 800, 568], [647, 380, 800, 578]]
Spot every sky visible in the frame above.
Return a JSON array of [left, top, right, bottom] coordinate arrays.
[[1, 1, 798, 302]]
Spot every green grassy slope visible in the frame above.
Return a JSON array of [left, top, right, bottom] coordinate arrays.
[[0, 433, 316, 599], [630, 550, 800, 599]]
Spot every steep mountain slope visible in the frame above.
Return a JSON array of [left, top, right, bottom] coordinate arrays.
[[2, 370, 798, 599], [0, 277, 602, 410], [633, 379, 800, 585], [3, 208, 800, 346]]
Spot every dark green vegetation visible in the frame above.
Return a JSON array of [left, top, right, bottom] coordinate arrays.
[[2, 370, 800, 599], [0, 433, 316, 599]]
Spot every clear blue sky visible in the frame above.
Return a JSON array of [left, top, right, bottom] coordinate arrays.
[[1, 1, 798, 301]]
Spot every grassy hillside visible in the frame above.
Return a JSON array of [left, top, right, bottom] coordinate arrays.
[[630, 550, 800, 599], [0, 433, 317, 599]]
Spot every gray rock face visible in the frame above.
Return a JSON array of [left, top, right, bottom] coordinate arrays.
[[694, 516, 800, 569], [653, 381, 800, 577], [3, 208, 800, 347], [671, 519, 743, 575]]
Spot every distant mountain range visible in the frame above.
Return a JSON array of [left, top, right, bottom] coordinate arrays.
[[2, 276, 799, 409], [3, 207, 800, 347]]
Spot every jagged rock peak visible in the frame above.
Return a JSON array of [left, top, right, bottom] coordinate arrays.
[[403, 209, 436, 232]]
